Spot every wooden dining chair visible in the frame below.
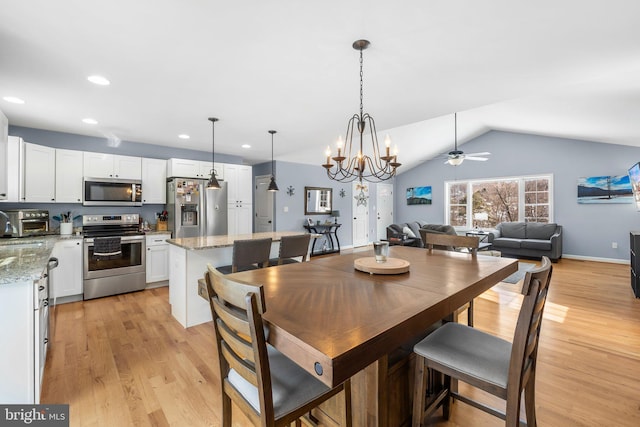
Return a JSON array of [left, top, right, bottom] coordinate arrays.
[[205, 265, 352, 427], [216, 238, 272, 274], [412, 256, 553, 427], [269, 234, 311, 266], [420, 231, 481, 326]]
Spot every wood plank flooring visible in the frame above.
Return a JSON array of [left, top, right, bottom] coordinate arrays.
[[41, 258, 640, 426]]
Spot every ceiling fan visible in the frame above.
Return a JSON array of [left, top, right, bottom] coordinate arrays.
[[445, 113, 491, 166]]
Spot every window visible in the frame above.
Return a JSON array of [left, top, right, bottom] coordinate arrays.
[[445, 174, 552, 229]]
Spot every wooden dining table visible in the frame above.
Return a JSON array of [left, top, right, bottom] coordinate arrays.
[[230, 245, 518, 426]]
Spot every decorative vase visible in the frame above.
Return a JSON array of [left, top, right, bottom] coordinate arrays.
[[60, 222, 73, 235]]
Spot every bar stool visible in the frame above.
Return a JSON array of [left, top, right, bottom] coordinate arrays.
[[269, 234, 311, 266], [216, 238, 272, 274]]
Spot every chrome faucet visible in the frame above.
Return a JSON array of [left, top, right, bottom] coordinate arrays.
[[0, 210, 11, 235]]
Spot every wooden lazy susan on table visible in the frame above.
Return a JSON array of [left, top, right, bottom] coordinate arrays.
[[354, 257, 410, 275]]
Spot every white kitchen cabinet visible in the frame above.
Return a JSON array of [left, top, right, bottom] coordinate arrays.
[[0, 259, 51, 405], [55, 149, 83, 203], [228, 204, 253, 235], [167, 158, 198, 178], [141, 158, 167, 204], [115, 155, 142, 179], [0, 110, 7, 200], [167, 158, 224, 179], [83, 152, 142, 179], [224, 164, 252, 203], [0, 279, 35, 403], [146, 233, 171, 283], [213, 162, 224, 180], [1, 136, 24, 203], [225, 164, 253, 234], [50, 238, 83, 299], [23, 143, 56, 202]]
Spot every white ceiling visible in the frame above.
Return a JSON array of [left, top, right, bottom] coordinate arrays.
[[2, 0, 640, 174]]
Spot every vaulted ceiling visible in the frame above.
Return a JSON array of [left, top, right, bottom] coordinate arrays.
[[2, 1, 640, 173]]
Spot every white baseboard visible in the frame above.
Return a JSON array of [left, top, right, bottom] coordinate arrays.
[[561, 254, 628, 264]]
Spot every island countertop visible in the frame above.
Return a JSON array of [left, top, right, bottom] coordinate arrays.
[[167, 231, 309, 250]]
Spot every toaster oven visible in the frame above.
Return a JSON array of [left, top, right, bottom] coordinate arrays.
[[1, 209, 50, 237]]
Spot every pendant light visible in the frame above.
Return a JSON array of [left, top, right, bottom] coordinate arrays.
[[207, 117, 221, 189], [267, 130, 279, 192]]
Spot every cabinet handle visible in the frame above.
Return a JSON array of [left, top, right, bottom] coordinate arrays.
[[44, 338, 49, 344], [0, 193, 5, 197], [147, 248, 150, 251], [39, 285, 45, 291]]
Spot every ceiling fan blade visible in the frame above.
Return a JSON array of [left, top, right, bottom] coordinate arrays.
[[464, 152, 491, 157], [465, 156, 489, 161]]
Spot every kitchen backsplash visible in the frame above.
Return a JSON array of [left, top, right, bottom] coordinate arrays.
[[0, 202, 166, 231]]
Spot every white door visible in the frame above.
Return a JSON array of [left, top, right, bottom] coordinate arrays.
[[352, 181, 369, 247], [376, 183, 394, 240], [255, 175, 274, 232]]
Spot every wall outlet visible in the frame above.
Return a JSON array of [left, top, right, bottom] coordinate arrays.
[[612, 242, 618, 249], [283, 206, 288, 212]]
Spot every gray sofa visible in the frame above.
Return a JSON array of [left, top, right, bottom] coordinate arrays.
[[488, 222, 562, 262], [386, 221, 456, 248]]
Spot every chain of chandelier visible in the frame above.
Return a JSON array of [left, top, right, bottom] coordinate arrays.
[[322, 40, 401, 183]]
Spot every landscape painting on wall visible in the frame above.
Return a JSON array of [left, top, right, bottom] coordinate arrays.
[[406, 186, 432, 205], [577, 175, 633, 204]]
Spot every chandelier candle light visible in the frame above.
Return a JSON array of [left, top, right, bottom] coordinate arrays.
[[323, 39, 401, 183]]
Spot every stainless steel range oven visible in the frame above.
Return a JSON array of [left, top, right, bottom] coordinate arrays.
[[82, 214, 146, 300]]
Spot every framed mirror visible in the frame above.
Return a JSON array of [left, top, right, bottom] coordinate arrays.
[[305, 186, 333, 215]]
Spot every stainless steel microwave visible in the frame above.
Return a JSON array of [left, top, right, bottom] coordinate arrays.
[[83, 177, 142, 206]]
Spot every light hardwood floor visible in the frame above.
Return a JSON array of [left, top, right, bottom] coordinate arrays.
[[41, 258, 640, 426]]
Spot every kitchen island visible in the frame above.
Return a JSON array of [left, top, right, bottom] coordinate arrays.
[[167, 231, 309, 328]]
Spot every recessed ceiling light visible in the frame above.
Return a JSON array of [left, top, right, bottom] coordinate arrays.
[[87, 75, 110, 86], [241, 144, 251, 149], [82, 118, 98, 125], [178, 134, 190, 139], [3, 96, 25, 104]]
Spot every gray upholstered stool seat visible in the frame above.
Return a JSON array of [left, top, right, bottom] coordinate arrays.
[[228, 345, 332, 419], [413, 322, 511, 391]]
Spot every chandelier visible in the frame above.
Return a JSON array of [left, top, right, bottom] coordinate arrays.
[[322, 39, 400, 183]]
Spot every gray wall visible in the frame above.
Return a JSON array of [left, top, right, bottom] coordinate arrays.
[[9, 126, 243, 163], [395, 130, 640, 261], [271, 161, 356, 247]]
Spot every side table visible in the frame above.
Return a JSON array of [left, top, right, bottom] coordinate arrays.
[[303, 223, 341, 256]]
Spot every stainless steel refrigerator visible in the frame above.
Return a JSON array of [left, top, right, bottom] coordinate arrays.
[[167, 178, 228, 238]]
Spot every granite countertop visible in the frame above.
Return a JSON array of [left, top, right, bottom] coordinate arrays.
[[0, 235, 82, 286], [167, 231, 307, 250], [144, 230, 172, 236]]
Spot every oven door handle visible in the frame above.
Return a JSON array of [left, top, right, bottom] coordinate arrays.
[[84, 235, 145, 244]]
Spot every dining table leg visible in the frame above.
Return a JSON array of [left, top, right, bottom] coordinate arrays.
[[351, 355, 389, 427]]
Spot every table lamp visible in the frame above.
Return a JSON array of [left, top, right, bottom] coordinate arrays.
[[331, 210, 340, 224]]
